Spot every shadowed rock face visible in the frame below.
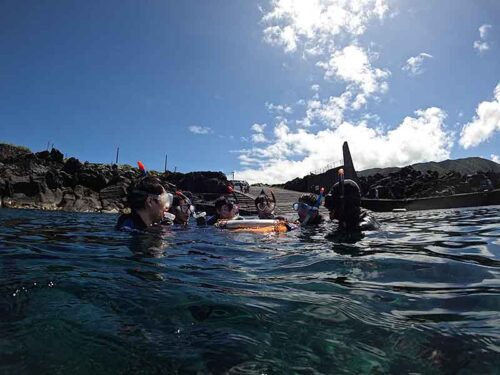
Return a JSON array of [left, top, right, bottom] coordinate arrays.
[[284, 164, 499, 198], [0, 144, 230, 213], [359, 166, 499, 199]]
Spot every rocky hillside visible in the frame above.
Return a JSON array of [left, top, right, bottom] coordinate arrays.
[[358, 157, 500, 177], [0, 143, 230, 212], [283, 157, 500, 198]]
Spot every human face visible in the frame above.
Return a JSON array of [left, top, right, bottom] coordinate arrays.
[[293, 201, 318, 223], [217, 202, 239, 219], [148, 191, 173, 222], [256, 199, 276, 219], [174, 199, 194, 224]]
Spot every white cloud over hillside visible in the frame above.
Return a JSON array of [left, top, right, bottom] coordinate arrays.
[[459, 83, 500, 149], [236, 108, 453, 184], [236, 0, 458, 184]]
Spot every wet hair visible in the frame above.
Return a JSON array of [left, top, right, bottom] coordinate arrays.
[[172, 191, 191, 208], [254, 189, 275, 209], [298, 193, 318, 207], [127, 176, 165, 210], [171, 195, 183, 208], [214, 196, 232, 210], [327, 179, 361, 230], [298, 193, 323, 224]]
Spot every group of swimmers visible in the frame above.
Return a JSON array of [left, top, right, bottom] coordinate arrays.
[[116, 174, 378, 233]]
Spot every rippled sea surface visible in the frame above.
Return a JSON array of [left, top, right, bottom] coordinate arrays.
[[1, 207, 499, 374]]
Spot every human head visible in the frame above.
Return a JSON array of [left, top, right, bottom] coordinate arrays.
[[214, 196, 239, 219], [171, 191, 195, 224], [324, 179, 361, 231], [127, 176, 173, 224], [254, 189, 276, 219], [294, 193, 321, 224]]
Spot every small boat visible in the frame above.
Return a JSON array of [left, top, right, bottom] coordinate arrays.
[[361, 189, 500, 212]]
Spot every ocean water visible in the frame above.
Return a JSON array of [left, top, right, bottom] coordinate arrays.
[[0, 207, 499, 375]]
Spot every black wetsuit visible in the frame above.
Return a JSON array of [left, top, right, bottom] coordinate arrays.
[[116, 211, 148, 231], [206, 214, 220, 226]]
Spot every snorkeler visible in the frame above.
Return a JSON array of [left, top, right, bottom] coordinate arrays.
[[324, 177, 379, 232], [206, 196, 240, 225], [169, 191, 207, 226], [170, 191, 195, 225], [116, 175, 173, 231], [254, 189, 278, 219], [293, 193, 325, 226]]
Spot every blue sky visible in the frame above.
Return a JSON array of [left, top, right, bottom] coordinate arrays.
[[1, 0, 499, 183]]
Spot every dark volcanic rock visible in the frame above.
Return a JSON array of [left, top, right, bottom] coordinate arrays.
[[0, 144, 31, 162], [63, 157, 82, 175], [283, 162, 499, 199], [0, 143, 230, 213], [172, 171, 230, 193]]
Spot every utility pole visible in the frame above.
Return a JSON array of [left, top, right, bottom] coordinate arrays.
[[115, 147, 120, 164], [231, 171, 235, 180], [174, 166, 177, 173], [164, 154, 168, 172]]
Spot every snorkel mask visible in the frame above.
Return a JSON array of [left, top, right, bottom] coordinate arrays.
[[174, 191, 195, 216], [295, 188, 324, 225], [255, 189, 276, 217], [153, 191, 173, 209], [219, 200, 239, 218]]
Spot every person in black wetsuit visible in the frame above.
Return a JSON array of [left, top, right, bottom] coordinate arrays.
[[116, 176, 173, 231], [254, 189, 278, 219], [293, 193, 325, 225], [324, 179, 379, 232], [206, 196, 240, 225]]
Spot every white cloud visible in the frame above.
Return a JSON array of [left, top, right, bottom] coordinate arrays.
[[491, 154, 500, 164], [474, 40, 490, 53], [474, 24, 492, 54], [265, 102, 293, 115], [251, 123, 267, 133], [236, 107, 453, 184], [402, 52, 433, 76], [246, 1, 456, 184], [297, 92, 351, 128], [317, 45, 389, 108], [188, 125, 212, 135], [252, 133, 269, 143], [250, 123, 268, 143], [479, 24, 491, 39], [262, 0, 388, 55], [459, 83, 500, 149], [262, 0, 391, 108]]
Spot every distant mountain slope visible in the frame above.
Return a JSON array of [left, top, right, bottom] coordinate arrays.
[[358, 157, 500, 177]]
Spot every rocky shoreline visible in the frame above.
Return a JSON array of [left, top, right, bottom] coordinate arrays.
[[0, 144, 230, 213], [284, 162, 500, 198]]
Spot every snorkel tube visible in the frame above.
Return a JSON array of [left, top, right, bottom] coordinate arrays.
[[301, 187, 324, 226], [338, 168, 345, 215], [137, 161, 147, 175]]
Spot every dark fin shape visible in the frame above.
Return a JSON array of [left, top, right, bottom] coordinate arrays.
[[342, 141, 361, 192]]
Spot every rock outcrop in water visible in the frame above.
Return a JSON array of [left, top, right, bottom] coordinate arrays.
[[0, 143, 230, 213]]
